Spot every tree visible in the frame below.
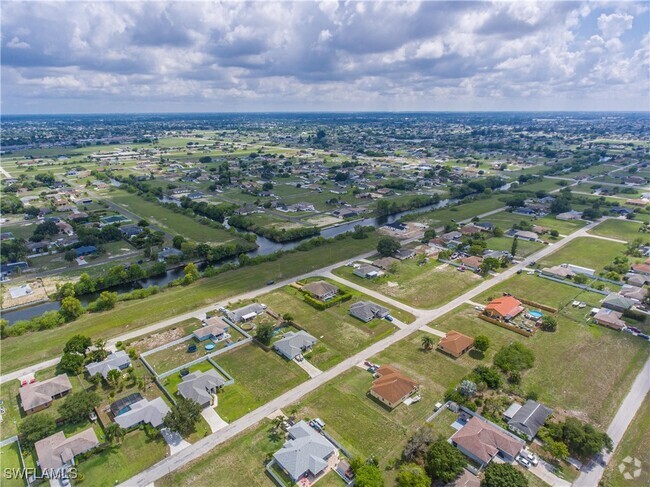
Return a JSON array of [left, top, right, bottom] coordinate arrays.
[[59, 352, 85, 374], [540, 316, 557, 332], [474, 335, 490, 353], [106, 368, 122, 389], [89, 291, 118, 312], [59, 296, 84, 322], [421, 335, 435, 351], [396, 463, 429, 487], [510, 237, 518, 257], [354, 464, 384, 487], [425, 439, 466, 483], [163, 397, 202, 437], [377, 237, 401, 257], [172, 235, 185, 249], [64, 250, 77, 263], [58, 390, 100, 423], [183, 262, 200, 284], [19, 413, 56, 446], [482, 463, 528, 487], [105, 423, 126, 443], [493, 342, 535, 372], [460, 380, 477, 397], [138, 219, 150, 227], [402, 427, 435, 464], [63, 335, 92, 355], [480, 257, 500, 275], [543, 439, 569, 461], [256, 323, 274, 346]]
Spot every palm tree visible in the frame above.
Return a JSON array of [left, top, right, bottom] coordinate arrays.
[[105, 423, 125, 443], [106, 369, 122, 389], [421, 335, 434, 351]]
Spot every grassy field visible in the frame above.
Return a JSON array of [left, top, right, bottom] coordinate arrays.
[[406, 195, 507, 227], [255, 284, 403, 370], [537, 237, 627, 273], [431, 304, 650, 428], [0, 233, 380, 375], [110, 192, 240, 244], [213, 343, 308, 422], [76, 429, 168, 487], [477, 212, 587, 237], [485, 236, 544, 257], [0, 442, 26, 487], [589, 219, 650, 244], [157, 420, 283, 487], [602, 394, 650, 487], [332, 260, 483, 309]]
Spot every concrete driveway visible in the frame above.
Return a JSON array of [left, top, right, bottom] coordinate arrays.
[[294, 358, 322, 378], [201, 407, 228, 433], [161, 428, 191, 455]]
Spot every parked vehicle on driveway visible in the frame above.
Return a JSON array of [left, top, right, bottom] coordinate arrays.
[[516, 455, 531, 468]]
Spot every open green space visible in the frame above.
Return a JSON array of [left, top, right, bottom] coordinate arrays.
[[76, 428, 167, 487], [213, 343, 308, 422], [0, 443, 26, 487], [333, 259, 483, 309], [254, 282, 404, 370], [0, 232, 380, 375], [602, 393, 650, 487], [589, 219, 650, 244], [110, 191, 240, 244], [485, 236, 544, 258], [513, 178, 566, 193], [537, 237, 627, 274], [431, 303, 649, 428], [405, 195, 507, 227]]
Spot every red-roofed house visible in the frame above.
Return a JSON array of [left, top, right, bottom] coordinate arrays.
[[369, 365, 418, 409], [484, 296, 524, 321]]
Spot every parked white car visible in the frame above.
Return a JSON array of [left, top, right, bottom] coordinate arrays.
[[516, 455, 531, 468], [522, 450, 539, 466]]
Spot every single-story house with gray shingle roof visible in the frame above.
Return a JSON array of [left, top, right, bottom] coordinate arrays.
[[274, 331, 317, 360], [85, 350, 131, 380], [177, 369, 226, 408], [394, 249, 415, 260], [19, 374, 72, 415], [601, 293, 634, 312], [226, 303, 265, 322], [373, 257, 399, 270], [619, 285, 647, 302], [353, 264, 381, 279], [349, 301, 390, 323], [507, 400, 553, 440], [273, 420, 338, 483], [35, 428, 99, 476], [195, 316, 230, 341], [302, 281, 339, 301], [114, 397, 170, 429]]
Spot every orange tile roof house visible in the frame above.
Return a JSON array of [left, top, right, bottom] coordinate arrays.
[[451, 416, 524, 467], [460, 256, 483, 270], [484, 296, 524, 321], [369, 365, 418, 409], [438, 331, 475, 358]]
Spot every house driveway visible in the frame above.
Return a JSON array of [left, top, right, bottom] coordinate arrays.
[[528, 459, 571, 487], [161, 428, 191, 455], [201, 407, 228, 433], [294, 358, 322, 378]]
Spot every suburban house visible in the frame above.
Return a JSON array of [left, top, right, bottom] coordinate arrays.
[[451, 470, 481, 487], [601, 294, 634, 312], [349, 301, 390, 323], [178, 369, 226, 408], [157, 247, 183, 261], [460, 256, 483, 271], [505, 400, 553, 440], [437, 331, 475, 358], [226, 303, 266, 323], [541, 265, 575, 279], [631, 263, 650, 276], [450, 416, 524, 468], [619, 285, 647, 302], [474, 222, 495, 232], [592, 308, 627, 330], [35, 428, 99, 477], [509, 230, 539, 241], [114, 397, 170, 429], [373, 256, 399, 270], [302, 281, 339, 302], [394, 249, 416, 260], [369, 365, 418, 409], [19, 374, 72, 415], [74, 245, 98, 257], [85, 350, 132, 379], [484, 296, 525, 321], [274, 330, 317, 360], [273, 420, 339, 483], [626, 273, 649, 287], [562, 263, 595, 276], [556, 210, 582, 221], [460, 225, 482, 235], [194, 316, 230, 342], [353, 264, 382, 279]]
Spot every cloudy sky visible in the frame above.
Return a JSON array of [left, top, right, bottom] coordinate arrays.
[[1, 1, 648, 114]]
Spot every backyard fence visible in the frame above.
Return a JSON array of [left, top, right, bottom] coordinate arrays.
[[537, 274, 609, 296], [478, 314, 533, 337]]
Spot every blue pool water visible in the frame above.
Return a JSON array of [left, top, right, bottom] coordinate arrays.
[[205, 343, 215, 351], [117, 405, 132, 416], [529, 310, 543, 319]]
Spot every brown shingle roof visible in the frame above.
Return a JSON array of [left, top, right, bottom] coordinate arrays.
[[438, 331, 475, 357], [35, 428, 99, 471], [302, 280, 339, 298], [19, 374, 72, 411], [451, 416, 524, 464], [370, 365, 418, 405]]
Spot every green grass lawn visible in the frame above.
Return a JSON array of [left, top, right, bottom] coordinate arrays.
[[332, 260, 483, 309], [0, 443, 26, 487], [75, 429, 167, 487], [589, 219, 650, 244], [602, 394, 650, 487], [254, 283, 402, 370], [157, 419, 284, 487], [110, 191, 242, 244], [0, 232, 380, 375], [212, 343, 308, 422], [161, 360, 218, 396], [537, 237, 627, 273], [431, 304, 650, 428], [485, 236, 544, 258], [406, 195, 507, 227]]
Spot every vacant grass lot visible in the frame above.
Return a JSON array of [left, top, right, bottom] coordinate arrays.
[[257, 284, 402, 370], [431, 304, 649, 428], [76, 429, 167, 487], [213, 343, 308, 422], [407, 195, 507, 227], [0, 233, 380, 375], [485, 236, 544, 258], [589, 219, 650, 244], [602, 394, 650, 487], [111, 192, 240, 244], [0, 443, 25, 487], [537, 237, 627, 273], [332, 260, 483, 309]]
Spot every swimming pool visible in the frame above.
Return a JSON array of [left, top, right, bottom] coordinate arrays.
[[205, 343, 215, 351], [529, 310, 543, 319]]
